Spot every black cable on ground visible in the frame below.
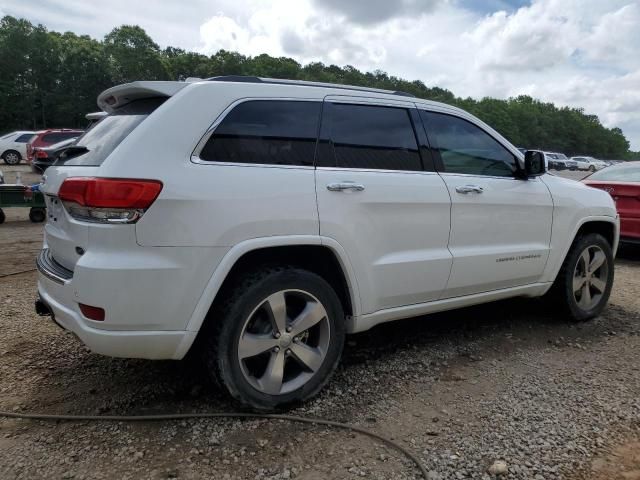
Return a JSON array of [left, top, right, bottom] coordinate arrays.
[[0, 268, 37, 278], [0, 410, 428, 478]]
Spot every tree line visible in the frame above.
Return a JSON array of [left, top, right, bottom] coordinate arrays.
[[0, 15, 637, 160]]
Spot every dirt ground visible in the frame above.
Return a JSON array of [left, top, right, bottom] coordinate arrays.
[[0, 165, 638, 480]]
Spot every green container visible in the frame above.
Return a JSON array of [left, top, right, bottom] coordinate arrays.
[[0, 184, 46, 224]]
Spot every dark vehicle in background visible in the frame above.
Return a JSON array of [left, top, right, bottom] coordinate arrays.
[[31, 138, 79, 173], [583, 161, 640, 245], [545, 152, 574, 170], [26, 128, 84, 163]]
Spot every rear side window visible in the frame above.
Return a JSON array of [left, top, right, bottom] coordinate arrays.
[[199, 100, 321, 166], [61, 98, 165, 166], [421, 111, 516, 177], [320, 103, 421, 171], [15, 134, 35, 143]]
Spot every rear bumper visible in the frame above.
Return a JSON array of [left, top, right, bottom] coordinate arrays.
[[37, 277, 196, 359]]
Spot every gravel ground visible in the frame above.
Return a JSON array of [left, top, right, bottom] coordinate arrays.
[[0, 165, 638, 480]]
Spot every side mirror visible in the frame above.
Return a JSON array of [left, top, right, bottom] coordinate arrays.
[[524, 150, 546, 177]]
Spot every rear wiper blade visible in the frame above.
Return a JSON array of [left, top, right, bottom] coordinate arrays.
[[54, 146, 89, 164]]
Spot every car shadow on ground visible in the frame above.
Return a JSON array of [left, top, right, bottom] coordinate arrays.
[[21, 288, 638, 418], [617, 244, 640, 262]]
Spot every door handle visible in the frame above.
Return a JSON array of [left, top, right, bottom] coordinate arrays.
[[327, 182, 365, 192], [455, 185, 484, 194]]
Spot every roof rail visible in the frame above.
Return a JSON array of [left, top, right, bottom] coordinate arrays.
[[207, 75, 416, 98]]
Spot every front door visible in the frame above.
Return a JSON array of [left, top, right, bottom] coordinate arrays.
[[420, 110, 553, 298]]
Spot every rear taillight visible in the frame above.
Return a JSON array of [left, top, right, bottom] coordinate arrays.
[[35, 150, 48, 159], [58, 177, 163, 224]]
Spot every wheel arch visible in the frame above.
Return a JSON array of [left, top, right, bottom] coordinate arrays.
[[183, 236, 361, 344], [544, 216, 619, 287], [2, 149, 21, 159]]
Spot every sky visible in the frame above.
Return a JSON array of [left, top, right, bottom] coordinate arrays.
[[2, 0, 640, 150]]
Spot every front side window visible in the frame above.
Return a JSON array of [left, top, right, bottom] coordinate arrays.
[[199, 100, 321, 166], [321, 103, 422, 171], [421, 111, 517, 177]]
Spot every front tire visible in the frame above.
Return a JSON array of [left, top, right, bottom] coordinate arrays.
[[2, 150, 21, 165], [203, 267, 346, 410], [549, 233, 614, 321]]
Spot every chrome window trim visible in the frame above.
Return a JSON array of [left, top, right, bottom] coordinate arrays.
[[316, 166, 439, 175], [438, 172, 541, 182]]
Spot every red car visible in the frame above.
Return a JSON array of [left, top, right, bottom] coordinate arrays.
[[26, 129, 83, 163], [583, 161, 640, 244]]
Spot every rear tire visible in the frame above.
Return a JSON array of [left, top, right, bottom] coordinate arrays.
[[548, 233, 614, 321], [2, 150, 21, 165], [202, 267, 345, 411]]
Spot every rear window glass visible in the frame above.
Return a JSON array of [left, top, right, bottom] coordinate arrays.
[[60, 98, 165, 166], [588, 164, 640, 182], [320, 103, 422, 171], [199, 100, 321, 166], [42, 132, 81, 144]]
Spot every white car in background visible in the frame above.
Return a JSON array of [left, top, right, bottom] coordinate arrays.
[[0, 130, 36, 165], [571, 156, 608, 172]]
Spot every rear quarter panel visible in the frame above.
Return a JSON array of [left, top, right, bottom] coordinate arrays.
[[98, 82, 324, 247]]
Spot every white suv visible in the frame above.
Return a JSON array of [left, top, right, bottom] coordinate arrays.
[[0, 130, 36, 164], [35, 77, 619, 410]]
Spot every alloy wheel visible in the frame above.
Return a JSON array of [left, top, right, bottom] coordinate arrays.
[[4, 152, 19, 165], [237, 289, 331, 395], [573, 245, 609, 311]]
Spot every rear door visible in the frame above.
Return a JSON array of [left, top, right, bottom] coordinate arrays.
[[420, 109, 553, 298], [315, 97, 452, 314]]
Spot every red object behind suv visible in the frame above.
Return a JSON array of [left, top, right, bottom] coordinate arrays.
[[26, 129, 83, 163], [583, 161, 640, 244]]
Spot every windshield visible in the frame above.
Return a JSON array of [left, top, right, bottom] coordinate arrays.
[[587, 163, 640, 182], [60, 97, 165, 166]]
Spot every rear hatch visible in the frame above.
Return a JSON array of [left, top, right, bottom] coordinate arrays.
[[40, 96, 168, 272]]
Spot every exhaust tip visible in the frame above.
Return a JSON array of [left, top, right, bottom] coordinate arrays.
[[35, 297, 52, 317]]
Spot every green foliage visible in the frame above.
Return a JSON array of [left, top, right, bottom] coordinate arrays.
[[0, 15, 633, 158]]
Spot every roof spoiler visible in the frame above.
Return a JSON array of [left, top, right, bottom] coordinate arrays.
[[97, 81, 188, 112]]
